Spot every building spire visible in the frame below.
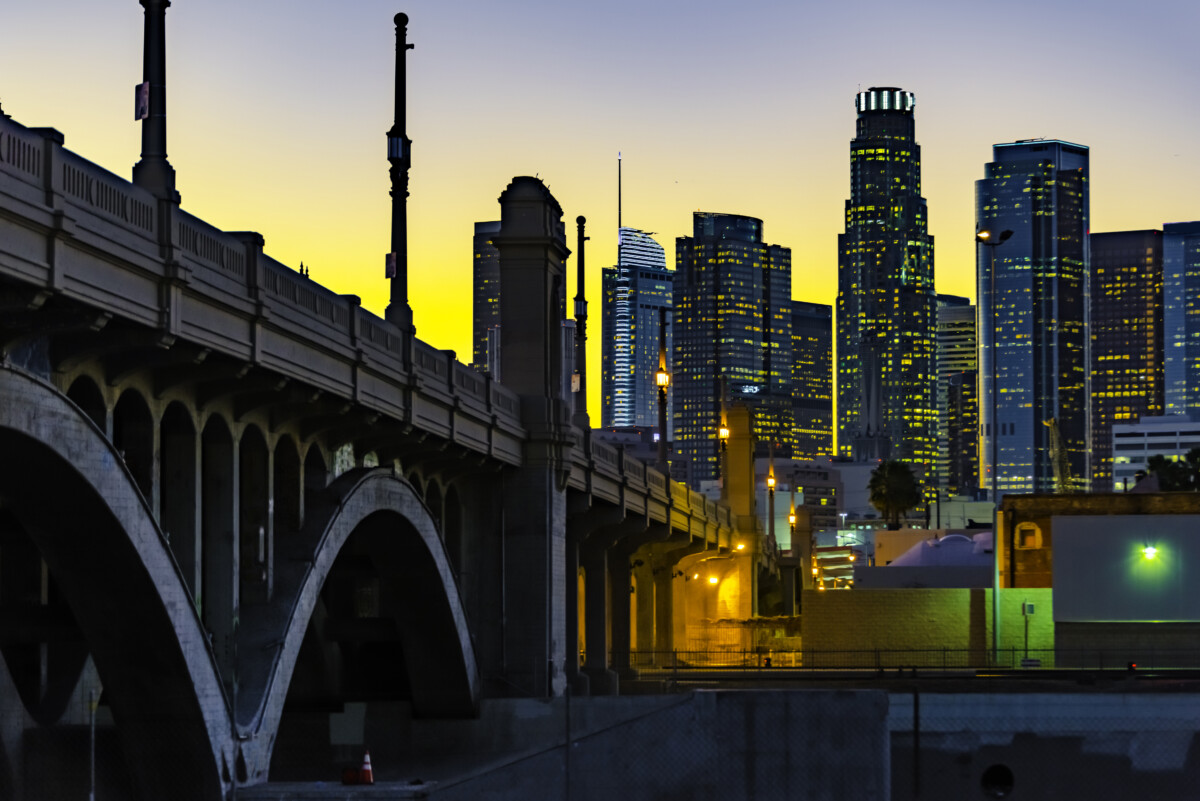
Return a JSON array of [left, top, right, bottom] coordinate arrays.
[[385, 12, 415, 332], [131, 0, 177, 201], [573, 216, 590, 429]]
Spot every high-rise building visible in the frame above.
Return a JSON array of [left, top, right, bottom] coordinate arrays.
[[674, 213, 792, 484], [1164, 221, 1200, 417], [946, 371, 979, 496], [600, 227, 673, 430], [791, 301, 833, 459], [936, 295, 977, 494], [471, 220, 502, 374], [836, 87, 936, 467], [1089, 230, 1163, 491], [976, 139, 1089, 495]]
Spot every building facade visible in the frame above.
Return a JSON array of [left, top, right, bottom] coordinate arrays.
[[1089, 230, 1164, 491], [1164, 221, 1200, 416], [1112, 414, 1200, 490], [936, 295, 978, 495], [976, 139, 1090, 495], [471, 220, 502, 374], [836, 87, 936, 468], [674, 213, 792, 484], [791, 300, 833, 459], [600, 227, 673, 431]]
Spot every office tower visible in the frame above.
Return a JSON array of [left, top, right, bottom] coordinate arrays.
[[471, 220, 502, 374], [946, 371, 979, 496], [1089, 230, 1163, 491], [977, 139, 1089, 495], [791, 301, 833, 459], [836, 87, 936, 467], [674, 213, 792, 484], [1164, 221, 1200, 416], [600, 227, 673, 430], [936, 295, 977, 493]]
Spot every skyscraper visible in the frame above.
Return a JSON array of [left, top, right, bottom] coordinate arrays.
[[471, 220, 502, 374], [1089, 230, 1163, 491], [977, 139, 1089, 495], [1163, 221, 1200, 416], [674, 213, 792, 484], [836, 87, 936, 467], [791, 301, 833, 459], [936, 295, 977, 493], [600, 227, 673, 430]]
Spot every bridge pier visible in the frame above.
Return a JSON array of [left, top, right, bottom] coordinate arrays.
[[493, 177, 573, 699]]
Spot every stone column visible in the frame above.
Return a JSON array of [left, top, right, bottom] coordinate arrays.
[[493, 177, 572, 698]]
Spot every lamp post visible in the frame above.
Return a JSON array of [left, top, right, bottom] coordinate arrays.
[[978, 227, 1012, 663], [766, 463, 776, 548], [655, 307, 670, 475]]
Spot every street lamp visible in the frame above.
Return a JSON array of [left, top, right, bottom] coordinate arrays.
[[655, 307, 670, 475], [978, 227, 1012, 664]]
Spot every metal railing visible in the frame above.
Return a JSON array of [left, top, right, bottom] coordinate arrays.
[[620, 647, 1200, 674]]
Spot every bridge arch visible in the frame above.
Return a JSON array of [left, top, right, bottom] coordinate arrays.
[[0, 365, 235, 801], [257, 468, 479, 769]]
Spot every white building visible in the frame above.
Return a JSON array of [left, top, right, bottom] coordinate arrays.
[[1111, 414, 1200, 490]]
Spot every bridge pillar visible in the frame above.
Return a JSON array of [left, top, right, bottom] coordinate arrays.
[[493, 177, 573, 698], [580, 543, 617, 695], [632, 557, 655, 665], [201, 417, 238, 692]]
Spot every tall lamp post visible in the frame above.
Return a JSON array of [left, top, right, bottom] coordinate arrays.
[[766, 463, 776, 548], [978, 227, 1012, 663], [655, 307, 670, 475]]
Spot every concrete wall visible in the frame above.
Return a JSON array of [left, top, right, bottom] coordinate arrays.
[[1053, 514, 1200, 622], [427, 691, 890, 801], [890, 693, 1200, 801], [800, 588, 1054, 664]]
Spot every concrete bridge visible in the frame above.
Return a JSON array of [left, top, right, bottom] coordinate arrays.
[[0, 23, 754, 800]]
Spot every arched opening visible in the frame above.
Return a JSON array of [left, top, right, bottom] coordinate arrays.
[[66, 375, 106, 433], [274, 437, 302, 538], [160, 402, 198, 598], [271, 514, 415, 781], [0, 401, 229, 800], [265, 471, 479, 781], [112, 389, 154, 502], [303, 445, 327, 526], [201, 415, 236, 685], [425, 479, 444, 534], [405, 470, 422, 498], [240, 426, 270, 604]]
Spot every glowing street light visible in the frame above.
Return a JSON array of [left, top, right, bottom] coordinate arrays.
[[1143, 545, 1158, 559]]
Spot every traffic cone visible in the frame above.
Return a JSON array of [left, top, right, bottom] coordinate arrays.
[[360, 750, 374, 785]]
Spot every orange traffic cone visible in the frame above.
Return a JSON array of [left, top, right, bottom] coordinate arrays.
[[360, 750, 374, 785]]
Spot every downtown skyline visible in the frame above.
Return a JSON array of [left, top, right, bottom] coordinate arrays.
[[3, 0, 1197, 419]]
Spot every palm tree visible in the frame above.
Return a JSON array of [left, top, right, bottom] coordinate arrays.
[[868, 460, 922, 530]]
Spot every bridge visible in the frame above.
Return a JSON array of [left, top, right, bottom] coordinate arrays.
[[0, 7, 756, 800]]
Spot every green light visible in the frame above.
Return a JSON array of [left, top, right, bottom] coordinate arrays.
[[1143, 546, 1158, 559]]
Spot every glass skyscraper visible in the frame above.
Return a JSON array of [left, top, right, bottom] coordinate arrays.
[[936, 295, 977, 494], [1163, 221, 1200, 416], [836, 87, 936, 467], [471, 220, 502, 374], [600, 227, 673, 430], [1089, 230, 1163, 491], [674, 213, 792, 484], [791, 301, 833, 459], [976, 140, 1089, 495]]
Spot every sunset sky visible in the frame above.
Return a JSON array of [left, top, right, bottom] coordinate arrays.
[[4, 0, 1197, 414]]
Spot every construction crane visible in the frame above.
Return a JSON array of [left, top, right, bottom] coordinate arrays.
[[1043, 418, 1074, 493]]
